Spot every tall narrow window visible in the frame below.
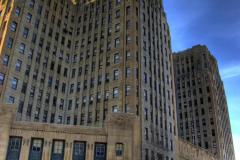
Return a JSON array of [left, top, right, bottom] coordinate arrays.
[[51, 140, 65, 160], [19, 43, 25, 54], [94, 143, 107, 160], [116, 143, 124, 156], [0, 73, 5, 85], [7, 37, 13, 48], [115, 38, 120, 47], [113, 87, 119, 98], [72, 141, 86, 160], [114, 53, 120, 63], [10, 21, 17, 32], [26, 13, 32, 22], [29, 138, 43, 160], [15, 7, 21, 16], [7, 137, 22, 160], [11, 78, 18, 90], [3, 55, 9, 66], [23, 27, 29, 38], [15, 59, 22, 71], [113, 69, 119, 80]]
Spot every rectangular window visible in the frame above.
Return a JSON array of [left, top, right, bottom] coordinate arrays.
[[112, 105, 118, 113], [115, 38, 120, 47], [7, 37, 13, 48], [113, 87, 119, 98], [23, 27, 29, 38], [10, 21, 17, 32], [8, 96, 15, 104], [72, 141, 86, 160], [3, 55, 9, 66], [51, 140, 65, 160], [15, 7, 21, 16], [15, 59, 22, 71], [0, 73, 5, 85], [11, 78, 18, 89], [125, 85, 131, 96], [94, 143, 107, 160], [26, 13, 32, 22], [29, 138, 43, 160], [7, 137, 22, 160], [116, 143, 124, 156], [113, 69, 119, 80], [114, 53, 120, 64], [19, 43, 25, 54]]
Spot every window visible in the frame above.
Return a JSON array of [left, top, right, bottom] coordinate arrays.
[[8, 96, 15, 104], [115, 38, 120, 47], [15, 59, 22, 71], [0, 73, 5, 85], [10, 21, 17, 32], [29, 0, 35, 8], [29, 138, 43, 160], [3, 55, 9, 66], [94, 143, 107, 160], [112, 105, 118, 113], [23, 27, 29, 38], [144, 90, 148, 101], [11, 78, 18, 89], [116, 0, 121, 5], [115, 9, 120, 18], [125, 85, 131, 96], [15, 7, 21, 16], [114, 53, 120, 63], [51, 140, 65, 160], [7, 137, 22, 160], [115, 23, 120, 32], [105, 91, 109, 101], [73, 142, 86, 160], [113, 87, 119, 98], [113, 69, 119, 80], [7, 37, 13, 48], [26, 13, 32, 22], [126, 67, 131, 78], [19, 43, 25, 54], [116, 143, 124, 156]]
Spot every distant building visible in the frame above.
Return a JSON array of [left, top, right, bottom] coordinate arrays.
[[0, 0, 178, 159], [173, 45, 235, 160]]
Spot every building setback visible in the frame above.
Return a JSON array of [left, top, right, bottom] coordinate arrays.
[[0, 0, 178, 159], [173, 45, 235, 160]]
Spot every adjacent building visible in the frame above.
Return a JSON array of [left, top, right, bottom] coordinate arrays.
[[0, 0, 178, 159], [173, 45, 235, 160]]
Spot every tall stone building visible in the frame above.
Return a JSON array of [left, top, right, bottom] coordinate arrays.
[[0, 0, 178, 159], [173, 45, 235, 160]]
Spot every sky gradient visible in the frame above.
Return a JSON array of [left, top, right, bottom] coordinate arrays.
[[163, 0, 240, 159]]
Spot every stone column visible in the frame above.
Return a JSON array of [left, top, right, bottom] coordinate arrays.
[[0, 104, 16, 160]]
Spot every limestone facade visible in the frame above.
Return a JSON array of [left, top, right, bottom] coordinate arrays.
[[0, 104, 141, 160]]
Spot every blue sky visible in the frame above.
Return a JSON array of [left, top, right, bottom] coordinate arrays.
[[163, 0, 240, 159]]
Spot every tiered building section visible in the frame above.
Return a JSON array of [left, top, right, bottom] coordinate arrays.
[[173, 45, 235, 160]]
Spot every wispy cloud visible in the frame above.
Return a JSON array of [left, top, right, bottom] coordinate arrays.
[[220, 65, 240, 79]]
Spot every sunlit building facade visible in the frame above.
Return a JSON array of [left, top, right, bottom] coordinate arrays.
[[0, 0, 178, 159]]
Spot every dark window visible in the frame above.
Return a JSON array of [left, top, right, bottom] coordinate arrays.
[[7, 137, 22, 160], [115, 143, 124, 156], [51, 140, 65, 160], [29, 138, 43, 160], [94, 143, 107, 160], [72, 142, 86, 160]]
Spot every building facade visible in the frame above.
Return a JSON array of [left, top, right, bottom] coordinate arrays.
[[0, 0, 178, 159], [173, 45, 235, 160]]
